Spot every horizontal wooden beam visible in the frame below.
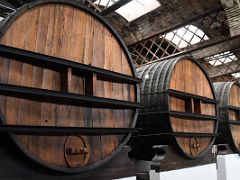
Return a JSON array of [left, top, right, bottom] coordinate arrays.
[[190, 36, 240, 60]]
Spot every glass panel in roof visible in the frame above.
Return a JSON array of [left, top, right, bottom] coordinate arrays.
[[229, 55, 237, 59], [223, 57, 232, 63], [206, 51, 237, 66], [190, 35, 201, 44], [182, 31, 194, 42], [232, 73, 240, 78], [176, 28, 187, 37], [94, 0, 119, 7], [203, 35, 209, 40], [195, 29, 205, 38], [172, 35, 181, 46], [165, 32, 174, 41], [178, 41, 188, 48], [189, 25, 198, 33], [164, 25, 209, 49], [208, 61, 215, 65], [115, 0, 161, 22], [209, 60, 222, 66]]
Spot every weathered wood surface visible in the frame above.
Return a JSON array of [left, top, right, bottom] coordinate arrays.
[[0, 1, 137, 172]]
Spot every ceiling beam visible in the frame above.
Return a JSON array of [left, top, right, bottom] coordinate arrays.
[[189, 36, 240, 60]]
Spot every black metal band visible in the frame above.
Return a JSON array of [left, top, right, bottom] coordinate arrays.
[[229, 120, 240, 125], [0, 124, 141, 136], [132, 132, 220, 138], [0, 83, 142, 109], [227, 105, 240, 111], [140, 111, 218, 121], [141, 89, 218, 104]]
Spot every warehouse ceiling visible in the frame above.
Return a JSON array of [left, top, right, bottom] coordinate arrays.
[[0, 0, 240, 82]]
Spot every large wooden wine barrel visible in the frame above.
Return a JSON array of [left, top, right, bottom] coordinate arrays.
[[129, 56, 218, 159], [214, 82, 240, 153], [0, 0, 139, 173]]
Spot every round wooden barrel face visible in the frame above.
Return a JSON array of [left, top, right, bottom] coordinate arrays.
[[0, 2, 136, 172], [169, 59, 216, 157], [228, 84, 240, 151]]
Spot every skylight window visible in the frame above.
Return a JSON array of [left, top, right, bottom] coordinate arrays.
[[208, 60, 222, 66], [163, 25, 209, 48], [206, 51, 237, 66], [115, 0, 161, 22], [129, 24, 209, 65], [232, 73, 240, 78], [94, 0, 119, 8]]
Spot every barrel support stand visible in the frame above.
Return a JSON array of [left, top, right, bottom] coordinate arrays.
[[136, 145, 166, 180]]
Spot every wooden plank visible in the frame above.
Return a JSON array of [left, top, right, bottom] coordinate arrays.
[[27, 6, 45, 163], [5, 4, 28, 149], [69, 8, 86, 62], [39, 4, 59, 165], [54, 5, 70, 166], [91, 18, 105, 162], [122, 51, 132, 136], [93, 21, 107, 159], [104, 28, 115, 156], [0, 15, 13, 126], [113, 38, 125, 149], [17, 5, 36, 147]]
